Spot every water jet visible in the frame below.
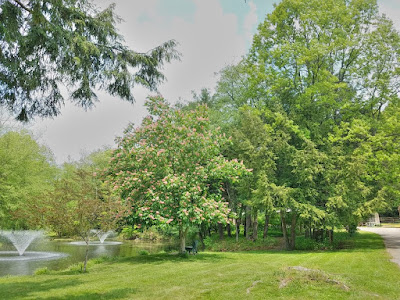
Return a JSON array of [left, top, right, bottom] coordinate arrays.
[[0, 230, 67, 262]]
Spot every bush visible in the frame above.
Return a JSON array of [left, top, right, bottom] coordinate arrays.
[[34, 267, 50, 275], [137, 226, 163, 241], [121, 227, 140, 240], [295, 232, 353, 250], [139, 250, 149, 256], [204, 234, 278, 252]]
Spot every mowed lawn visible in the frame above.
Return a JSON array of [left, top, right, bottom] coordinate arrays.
[[0, 232, 399, 300]]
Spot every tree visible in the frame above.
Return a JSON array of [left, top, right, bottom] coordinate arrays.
[[0, 0, 180, 121], [226, 107, 275, 241], [0, 130, 57, 228], [248, 0, 400, 141], [107, 95, 249, 253], [228, 106, 326, 249], [36, 162, 122, 271], [244, 0, 400, 238]]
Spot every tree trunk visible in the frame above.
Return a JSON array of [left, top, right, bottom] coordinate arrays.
[[280, 210, 290, 250], [252, 209, 258, 241], [83, 238, 89, 272], [179, 227, 188, 253], [328, 229, 333, 244], [235, 218, 240, 242], [241, 206, 245, 237], [218, 223, 224, 240], [263, 213, 270, 239], [227, 223, 232, 238], [289, 214, 297, 250], [245, 205, 252, 240], [304, 224, 311, 238]]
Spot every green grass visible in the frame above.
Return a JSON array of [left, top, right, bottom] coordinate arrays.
[[0, 232, 399, 299], [381, 223, 400, 228]]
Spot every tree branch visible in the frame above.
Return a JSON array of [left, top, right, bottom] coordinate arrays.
[[12, 0, 32, 13]]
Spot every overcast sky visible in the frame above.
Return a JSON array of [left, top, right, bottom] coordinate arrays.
[[27, 0, 400, 165]]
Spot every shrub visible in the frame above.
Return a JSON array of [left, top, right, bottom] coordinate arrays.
[[295, 232, 353, 250], [204, 234, 278, 251], [138, 226, 163, 241], [121, 227, 140, 240], [34, 267, 50, 275], [139, 250, 149, 256]]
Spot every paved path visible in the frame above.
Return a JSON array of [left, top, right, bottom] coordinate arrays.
[[359, 227, 400, 267]]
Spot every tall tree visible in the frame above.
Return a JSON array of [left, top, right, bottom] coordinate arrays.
[[244, 0, 400, 236], [0, 0, 179, 121], [248, 0, 400, 142], [0, 130, 57, 228], [107, 96, 249, 252]]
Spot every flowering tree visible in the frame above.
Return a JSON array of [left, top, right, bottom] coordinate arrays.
[[108, 96, 249, 252]]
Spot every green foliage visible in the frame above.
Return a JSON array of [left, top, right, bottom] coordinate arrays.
[[203, 0, 400, 246], [34, 267, 50, 275], [137, 227, 164, 242], [295, 232, 352, 251], [0, 0, 179, 121], [249, 0, 400, 133], [107, 95, 250, 251], [203, 234, 278, 252], [0, 130, 57, 228], [121, 226, 139, 240], [138, 250, 149, 256]]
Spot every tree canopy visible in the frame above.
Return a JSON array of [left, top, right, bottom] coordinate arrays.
[[0, 130, 57, 228], [201, 0, 400, 248], [0, 0, 180, 121], [107, 96, 249, 252]]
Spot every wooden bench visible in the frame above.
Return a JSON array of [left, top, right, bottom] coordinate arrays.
[[185, 240, 199, 255]]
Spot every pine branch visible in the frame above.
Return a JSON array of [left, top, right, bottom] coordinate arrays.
[[12, 0, 32, 13]]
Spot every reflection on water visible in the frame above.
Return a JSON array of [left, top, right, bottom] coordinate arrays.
[[0, 238, 175, 277]]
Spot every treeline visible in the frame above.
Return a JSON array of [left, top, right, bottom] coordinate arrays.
[[179, 0, 400, 249], [0, 0, 399, 252]]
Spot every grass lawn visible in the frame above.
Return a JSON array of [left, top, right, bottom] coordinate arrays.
[[0, 231, 399, 300], [380, 223, 400, 228]]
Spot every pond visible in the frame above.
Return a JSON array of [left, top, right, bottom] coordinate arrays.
[[0, 238, 175, 277]]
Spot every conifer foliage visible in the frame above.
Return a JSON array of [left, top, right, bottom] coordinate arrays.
[[0, 0, 179, 121]]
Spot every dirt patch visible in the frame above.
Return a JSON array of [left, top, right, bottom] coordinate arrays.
[[279, 266, 350, 291], [246, 280, 262, 294]]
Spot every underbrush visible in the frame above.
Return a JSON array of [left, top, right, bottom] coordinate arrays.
[[121, 226, 165, 241], [203, 230, 355, 252], [295, 231, 355, 250], [203, 234, 279, 251]]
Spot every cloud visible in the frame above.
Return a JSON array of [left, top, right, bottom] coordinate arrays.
[[379, 0, 400, 30], [158, 0, 246, 101], [244, 1, 258, 43]]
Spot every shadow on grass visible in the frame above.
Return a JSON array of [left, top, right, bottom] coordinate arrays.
[[0, 278, 82, 300], [341, 231, 386, 251], [113, 252, 228, 266], [198, 231, 386, 256], [38, 288, 138, 300]]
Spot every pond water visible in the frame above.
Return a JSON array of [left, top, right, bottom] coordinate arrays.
[[0, 238, 175, 277]]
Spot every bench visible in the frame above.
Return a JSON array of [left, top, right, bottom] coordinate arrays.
[[185, 240, 199, 255]]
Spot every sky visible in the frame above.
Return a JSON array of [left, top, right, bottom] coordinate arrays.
[[24, 0, 400, 165]]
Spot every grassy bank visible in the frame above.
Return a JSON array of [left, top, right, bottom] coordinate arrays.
[[0, 231, 399, 299]]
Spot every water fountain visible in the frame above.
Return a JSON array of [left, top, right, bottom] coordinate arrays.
[[92, 229, 114, 243], [0, 230, 67, 261], [1, 230, 42, 256], [69, 229, 121, 246]]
